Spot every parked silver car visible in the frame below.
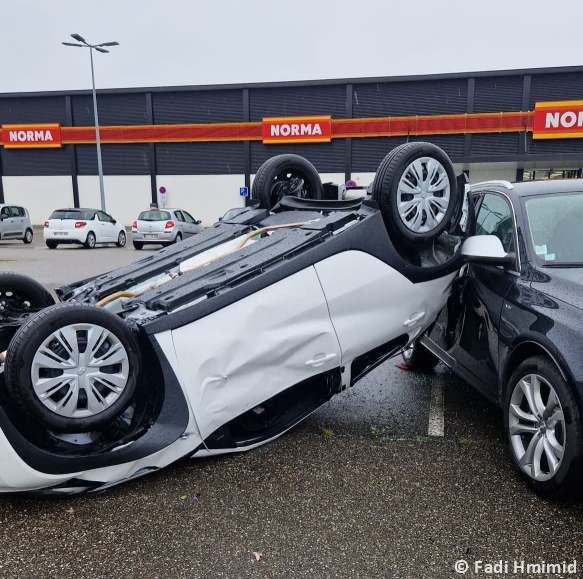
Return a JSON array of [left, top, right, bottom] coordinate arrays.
[[0, 204, 33, 244], [131, 208, 203, 249]]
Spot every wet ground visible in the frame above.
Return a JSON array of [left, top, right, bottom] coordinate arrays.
[[1, 232, 582, 578]]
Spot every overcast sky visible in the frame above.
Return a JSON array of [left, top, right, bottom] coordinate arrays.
[[2, 0, 583, 93]]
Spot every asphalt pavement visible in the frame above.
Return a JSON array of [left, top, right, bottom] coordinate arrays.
[[0, 231, 582, 579]]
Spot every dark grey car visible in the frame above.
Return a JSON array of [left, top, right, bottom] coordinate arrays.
[[0, 204, 33, 244]]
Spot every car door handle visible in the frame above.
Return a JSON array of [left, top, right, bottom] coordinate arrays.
[[305, 353, 337, 367], [403, 311, 425, 327]]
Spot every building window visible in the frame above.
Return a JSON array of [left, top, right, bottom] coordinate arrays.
[[522, 169, 582, 181]]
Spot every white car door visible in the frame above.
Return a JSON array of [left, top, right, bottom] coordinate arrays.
[[96, 211, 116, 242], [314, 250, 433, 383], [170, 266, 342, 441]]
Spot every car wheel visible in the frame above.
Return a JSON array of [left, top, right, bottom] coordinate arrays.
[[251, 154, 323, 210], [116, 231, 127, 248], [84, 231, 96, 249], [372, 142, 459, 247], [23, 229, 33, 244], [46, 241, 58, 249], [133, 241, 143, 250], [4, 302, 141, 433], [504, 355, 583, 497], [0, 272, 55, 351], [401, 339, 440, 371], [174, 233, 182, 244]]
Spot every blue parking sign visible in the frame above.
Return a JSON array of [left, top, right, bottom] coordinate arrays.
[[239, 186, 249, 197]]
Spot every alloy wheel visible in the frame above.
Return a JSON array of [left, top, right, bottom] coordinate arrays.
[[31, 323, 130, 419], [397, 157, 451, 233], [509, 373, 566, 481]]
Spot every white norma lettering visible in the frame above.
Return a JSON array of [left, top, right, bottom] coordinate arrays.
[[6, 129, 55, 143], [269, 122, 324, 138], [545, 112, 559, 128], [561, 111, 577, 128], [545, 110, 583, 129]]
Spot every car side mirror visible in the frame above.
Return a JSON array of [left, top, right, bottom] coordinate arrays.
[[197, 220, 202, 225], [461, 235, 515, 266], [112, 219, 117, 225], [0, 215, 5, 221], [218, 217, 223, 221]]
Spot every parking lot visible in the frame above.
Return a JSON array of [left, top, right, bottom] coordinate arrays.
[[1, 231, 583, 579]]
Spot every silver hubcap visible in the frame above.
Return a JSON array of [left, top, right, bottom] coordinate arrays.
[[119, 232, 125, 245], [397, 157, 451, 233], [25, 231, 32, 242], [403, 344, 414, 360], [31, 323, 130, 419], [509, 374, 566, 481]]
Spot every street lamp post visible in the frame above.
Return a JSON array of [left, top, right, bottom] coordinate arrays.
[[63, 34, 119, 213]]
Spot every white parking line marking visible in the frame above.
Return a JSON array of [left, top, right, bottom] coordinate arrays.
[[428, 382, 444, 437]]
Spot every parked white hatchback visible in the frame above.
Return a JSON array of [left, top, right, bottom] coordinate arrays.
[[44, 208, 127, 249]]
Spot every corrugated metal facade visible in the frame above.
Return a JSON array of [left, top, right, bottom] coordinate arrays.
[[76, 144, 151, 175], [153, 90, 244, 124], [156, 142, 244, 175], [353, 79, 468, 117], [3, 67, 583, 184]]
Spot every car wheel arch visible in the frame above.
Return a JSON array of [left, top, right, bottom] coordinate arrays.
[[501, 339, 572, 402]]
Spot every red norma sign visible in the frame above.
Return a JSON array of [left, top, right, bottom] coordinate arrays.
[[262, 116, 332, 144], [533, 101, 583, 139], [1, 124, 62, 148]]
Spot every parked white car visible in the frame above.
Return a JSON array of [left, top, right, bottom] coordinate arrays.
[[44, 208, 127, 249]]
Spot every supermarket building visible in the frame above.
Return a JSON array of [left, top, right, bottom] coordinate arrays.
[[2, 64, 583, 226]]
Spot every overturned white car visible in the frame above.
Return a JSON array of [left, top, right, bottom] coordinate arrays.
[[0, 143, 508, 494]]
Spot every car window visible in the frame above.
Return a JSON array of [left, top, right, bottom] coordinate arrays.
[[524, 192, 583, 266], [183, 211, 196, 223], [222, 208, 245, 221], [0, 206, 10, 217], [174, 210, 185, 222], [97, 211, 114, 223], [138, 210, 171, 221], [9, 207, 21, 217], [475, 193, 515, 253], [49, 210, 96, 220]]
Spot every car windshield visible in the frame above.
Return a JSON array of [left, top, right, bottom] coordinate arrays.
[[524, 192, 583, 267], [49, 210, 95, 220], [138, 210, 171, 221], [222, 208, 245, 221]]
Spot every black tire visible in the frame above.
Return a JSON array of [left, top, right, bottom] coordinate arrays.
[[0, 272, 55, 351], [116, 230, 127, 248], [0, 272, 55, 311], [504, 355, 583, 497], [84, 231, 96, 249], [174, 232, 183, 244], [46, 241, 58, 249], [251, 154, 323, 210], [372, 142, 459, 246], [23, 229, 33, 244], [401, 339, 440, 372], [4, 302, 141, 433], [133, 241, 143, 250]]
